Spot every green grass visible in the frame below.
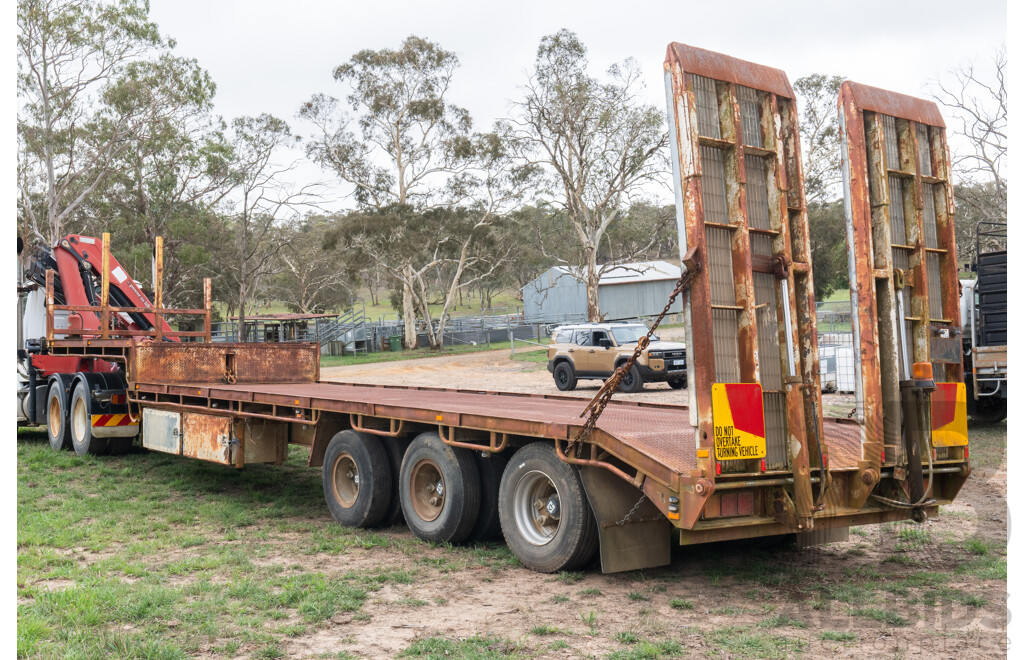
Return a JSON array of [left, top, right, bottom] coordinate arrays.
[[669, 598, 694, 610], [849, 607, 909, 627], [399, 635, 527, 659], [607, 639, 684, 659], [530, 624, 566, 636], [819, 630, 856, 642], [15, 428, 519, 658], [965, 422, 1006, 470], [703, 626, 805, 659]]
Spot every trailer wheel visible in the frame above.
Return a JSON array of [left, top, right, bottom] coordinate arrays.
[[498, 442, 598, 572], [553, 362, 577, 391], [46, 383, 72, 451], [470, 450, 509, 542], [322, 430, 392, 528], [379, 437, 411, 527], [617, 364, 644, 393], [668, 377, 686, 390], [399, 433, 480, 544], [70, 381, 108, 456]]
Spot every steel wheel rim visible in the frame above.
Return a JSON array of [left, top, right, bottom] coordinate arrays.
[[48, 392, 62, 435], [331, 452, 359, 508], [410, 459, 445, 522], [71, 395, 88, 444], [513, 470, 561, 546]]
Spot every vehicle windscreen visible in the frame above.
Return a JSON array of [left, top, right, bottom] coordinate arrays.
[[610, 326, 650, 345]]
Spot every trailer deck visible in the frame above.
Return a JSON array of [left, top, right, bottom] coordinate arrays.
[[131, 379, 866, 478]]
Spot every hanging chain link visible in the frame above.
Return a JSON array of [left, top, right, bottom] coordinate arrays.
[[614, 493, 659, 526], [565, 267, 698, 459]]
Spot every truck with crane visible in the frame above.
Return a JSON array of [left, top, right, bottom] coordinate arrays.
[[16, 43, 970, 574]]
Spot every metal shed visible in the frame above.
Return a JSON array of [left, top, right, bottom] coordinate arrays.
[[522, 260, 683, 322]]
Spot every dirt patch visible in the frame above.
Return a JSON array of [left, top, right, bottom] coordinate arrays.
[[308, 350, 1008, 658]]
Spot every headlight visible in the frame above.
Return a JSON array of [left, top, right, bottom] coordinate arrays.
[[648, 351, 664, 359]]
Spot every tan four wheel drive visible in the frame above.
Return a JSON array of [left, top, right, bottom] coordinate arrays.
[[546, 323, 687, 393]]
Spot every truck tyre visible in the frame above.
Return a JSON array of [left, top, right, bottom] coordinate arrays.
[[399, 432, 480, 544], [470, 450, 509, 542], [379, 437, 411, 527], [971, 396, 1007, 424], [322, 430, 392, 528], [618, 364, 644, 393], [553, 362, 577, 391], [668, 377, 686, 390], [46, 382, 72, 451], [498, 442, 599, 573], [69, 380, 109, 456]]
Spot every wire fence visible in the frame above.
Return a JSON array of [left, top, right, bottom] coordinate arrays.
[[816, 300, 855, 393]]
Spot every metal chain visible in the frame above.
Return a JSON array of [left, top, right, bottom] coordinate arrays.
[[566, 268, 698, 457], [614, 495, 647, 523]]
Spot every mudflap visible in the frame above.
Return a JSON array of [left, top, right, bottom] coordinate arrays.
[[579, 466, 672, 573]]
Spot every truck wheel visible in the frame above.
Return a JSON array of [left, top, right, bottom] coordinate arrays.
[[668, 378, 686, 390], [553, 362, 577, 391], [70, 381, 108, 456], [618, 364, 644, 393], [399, 432, 480, 544], [322, 430, 392, 528], [498, 443, 598, 573], [46, 383, 72, 451], [470, 450, 509, 542], [971, 396, 1007, 424], [379, 437, 411, 527]]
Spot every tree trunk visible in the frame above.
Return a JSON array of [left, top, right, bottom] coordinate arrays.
[[402, 266, 418, 349], [237, 281, 248, 342], [586, 251, 602, 322]]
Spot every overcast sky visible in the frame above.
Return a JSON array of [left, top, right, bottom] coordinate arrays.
[[148, 0, 1007, 211]]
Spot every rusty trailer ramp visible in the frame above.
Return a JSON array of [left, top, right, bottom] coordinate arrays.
[[664, 43, 825, 532], [839, 81, 970, 512]]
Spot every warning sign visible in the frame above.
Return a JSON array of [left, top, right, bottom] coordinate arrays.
[[712, 383, 766, 460], [931, 382, 968, 447]]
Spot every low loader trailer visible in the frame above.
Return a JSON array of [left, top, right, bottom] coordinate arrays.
[[17, 43, 970, 574]]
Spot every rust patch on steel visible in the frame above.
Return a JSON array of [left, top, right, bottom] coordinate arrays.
[[666, 43, 823, 527], [839, 79, 966, 506], [666, 43, 794, 99], [129, 341, 319, 385], [842, 81, 945, 128], [182, 413, 233, 464]]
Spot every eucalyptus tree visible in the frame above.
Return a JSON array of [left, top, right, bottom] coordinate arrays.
[[503, 29, 668, 322], [933, 45, 1006, 260], [792, 73, 848, 298], [220, 114, 320, 340], [18, 0, 188, 243], [302, 36, 529, 348]]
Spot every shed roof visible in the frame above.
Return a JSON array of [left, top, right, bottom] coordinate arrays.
[[527, 260, 681, 289]]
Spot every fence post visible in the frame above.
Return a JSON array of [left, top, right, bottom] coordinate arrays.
[[509, 325, 514, 358]]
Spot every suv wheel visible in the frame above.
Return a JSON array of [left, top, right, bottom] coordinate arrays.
[[617, 364, 643, 393], [553, 362, 577, 391], [668, 377, 686, 390]]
